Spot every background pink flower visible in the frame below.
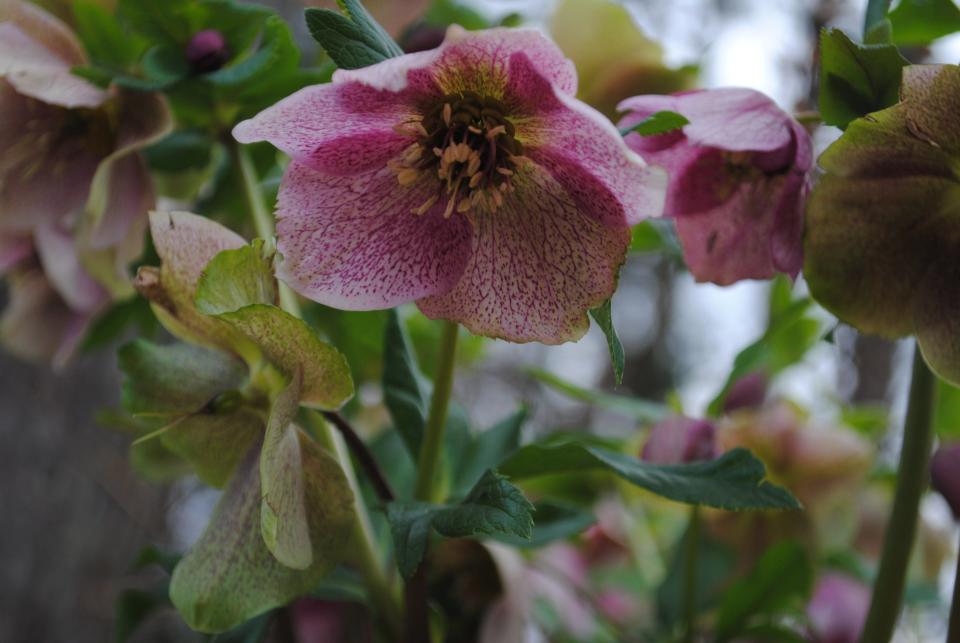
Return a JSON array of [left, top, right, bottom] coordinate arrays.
[[620, 88, 812, 285], [235, 26, 665, 344], [0, 0, 169, 367]]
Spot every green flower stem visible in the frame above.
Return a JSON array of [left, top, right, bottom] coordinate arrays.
[[233, 142, 402, 634], [682, 505, 701, 643], [413, 320, 460, 502], [859, 346, 937, 643], [949, 532, 960, 643], [863, 0, 892, 36]]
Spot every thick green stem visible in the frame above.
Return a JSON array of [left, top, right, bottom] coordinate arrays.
[[233, 142, 402, 636], [413, 320, 459, 502], [949, 533, 960, 643], [682, 506, 701, 643], [863, 0, 892, 36], [859, 347, 937, 643]]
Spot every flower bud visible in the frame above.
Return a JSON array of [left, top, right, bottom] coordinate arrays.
[[931, 443, 960, 519], [641, 417, 718, 465], [806, 573, 869, 643], [723, 372, 767, 413], [185, 29, 230, 74]]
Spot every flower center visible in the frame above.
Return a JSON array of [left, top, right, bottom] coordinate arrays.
[[391, 91, 524, 218]]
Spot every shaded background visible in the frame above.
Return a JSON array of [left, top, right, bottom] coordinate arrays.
[[2, 0, 959, 641]]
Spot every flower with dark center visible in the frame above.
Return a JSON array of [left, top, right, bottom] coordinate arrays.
[[235, 27, 665, 343]]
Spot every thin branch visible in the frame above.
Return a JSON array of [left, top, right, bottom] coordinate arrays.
[[322, 411, 396, 503]]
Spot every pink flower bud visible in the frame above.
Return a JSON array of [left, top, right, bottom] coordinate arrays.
[[641, 417, 718, 465], [185, 29, 230, 73], [723, 372, 768, 413], [806, 573, 869, 643], [931, 443, 960, 519]]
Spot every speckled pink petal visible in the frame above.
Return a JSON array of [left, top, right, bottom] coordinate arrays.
[[34, 221, 107, 313], [523, 76, 666, 226], [1, 0, 88, 67], [622, 88, 793, 153], [417, 160, 630, 344], [149, 211, 247, 297], [275, 161, 473, 310], [0, 20, 106, 108], [87, 154, 153, 250], [233, 81, 416, 175], [0, 234, 30, 273]]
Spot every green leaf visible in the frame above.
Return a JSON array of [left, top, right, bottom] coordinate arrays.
[[500, 441, 800, 511], [656, 523, 735, 629], [72, 0, 147, 70], [818, 28, 908, 128], [119, 339, 248, 417], [144, 130, 214, 172], [207, 16, 299, 89], [492, 500, 595, 548], [589, 299, 625, 385], [259, 371, 312, 570], [528, 368, 669, 423], [114, 45, 190, 90], [162, 408, 265, 488], [889, 0, 960, 46], [619, 110, 690, 136], [630, 219, 684, 258], [195, 241, 278, 316], [304, 0, 403, 71], [707, 298, 824, 417], [118, 0, 195, 46], [116, 587, 169, 643], [935, 379, 960, 437], [386, 471, 534, 578], [424, 0, 491, 30], [170, 438, 355, 632], [217, 304, 354, 410], [382, 309, 429, 458], [714, 541, 813, 641], [453, 408, 526, 495], [133, 545, 182, 575]]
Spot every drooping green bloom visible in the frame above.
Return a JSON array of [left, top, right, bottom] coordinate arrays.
[[805, 63, 960, 385]]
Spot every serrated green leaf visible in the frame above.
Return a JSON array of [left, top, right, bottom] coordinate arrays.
[[707, 298, 824, 417], [500, 441, 800, 511], [529, 368, 669, 423], [818, 28, 907, 128], [382, 310, 429, 458], [195, 241, 278, 316], [119, 339, 247, 416], [889, 0, 960, 46], [619, 110, 689, 136], [714, 541, 812, 641], [386, 471, 534, 578], [217, 304, 354, 410], [590, 299, 625, 385], [453, 408, 526, 495], [208, 16, 298, 89], [170, 437, 354, 632], [304, 0, 403, 71]]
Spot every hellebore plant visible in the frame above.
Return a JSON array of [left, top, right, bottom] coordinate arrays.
[[620, 88, 812, 285], [234, 26, 666, 344], [0, 0, 169, 366]]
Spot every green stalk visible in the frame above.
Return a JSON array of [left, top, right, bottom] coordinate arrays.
[[682, 506, 701, 643], [234, 142, 402, 635], [948, 532, 960, 643], [859, 346, 937, 643], [413, 320, 459, 502], [863, 0, 892, 37]]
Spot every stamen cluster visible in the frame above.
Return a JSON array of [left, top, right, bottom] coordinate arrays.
[[391, 91, 525, 218]]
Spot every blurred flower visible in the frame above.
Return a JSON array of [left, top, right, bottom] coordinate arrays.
[[235, 27, 664, 343], [804, 64, 960, 385], [641, 416, 718, 464], [0, 0, 169, 367], [620, 88, 812, 285], [291, 598, 373, 643], [806, 573, 870, 643], [549, 0, 696, 119], [931, 443, 960, 518], [722, 371, 768, 413]]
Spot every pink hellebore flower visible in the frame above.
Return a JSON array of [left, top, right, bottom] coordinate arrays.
[[619, 88, 812, 285], [234, 27, 665, 343], [0, 0, 169, 367], [641, 416, 718, 464]]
